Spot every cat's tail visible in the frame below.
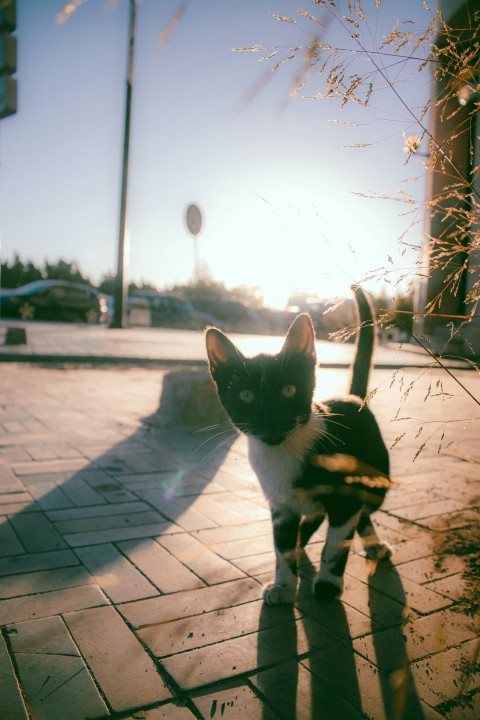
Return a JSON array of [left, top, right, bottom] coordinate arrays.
[[349, 285, 375, 399]]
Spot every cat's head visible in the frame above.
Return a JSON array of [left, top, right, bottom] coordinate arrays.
[[206, 314, 316, 446]]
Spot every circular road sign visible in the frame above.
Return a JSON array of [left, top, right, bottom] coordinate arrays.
[[186, 204, 202, 236]]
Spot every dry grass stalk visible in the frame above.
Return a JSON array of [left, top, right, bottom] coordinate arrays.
[[237, 0, 480, 452]]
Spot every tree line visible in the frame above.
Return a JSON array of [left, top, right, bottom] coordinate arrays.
[[0, 253, 413, 333], [0, 255, 156, 295], [0, 255, 264, 306]]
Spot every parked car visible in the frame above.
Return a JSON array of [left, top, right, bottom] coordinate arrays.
[[128, 291, 215, 329], [191, 298, 266, 332], [0, 280, 107, 323]]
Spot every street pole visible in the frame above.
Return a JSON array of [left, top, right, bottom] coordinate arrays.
[[111, 0, 136, 328]]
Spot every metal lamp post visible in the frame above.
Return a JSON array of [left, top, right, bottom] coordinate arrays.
[[111, 0, 137, 328]]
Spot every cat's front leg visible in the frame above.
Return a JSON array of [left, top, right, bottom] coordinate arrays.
[[313, 502, 362, 601], [263, 509, 300, 606]]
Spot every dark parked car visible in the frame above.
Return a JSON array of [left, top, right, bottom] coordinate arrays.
[[128, 291, 216, 329], [0, 280, 107, 323]]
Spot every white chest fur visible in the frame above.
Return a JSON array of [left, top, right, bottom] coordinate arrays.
[[247, 415, 325, 512]]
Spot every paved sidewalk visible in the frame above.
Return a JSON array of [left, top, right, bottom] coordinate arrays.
[[0, 319, 471, 369], [0, 361, 478, 719]]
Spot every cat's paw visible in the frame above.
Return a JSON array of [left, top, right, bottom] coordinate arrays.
[[365, 542, 393, 562], [263, 583, 296, 605], [312, 579, 342, 601]]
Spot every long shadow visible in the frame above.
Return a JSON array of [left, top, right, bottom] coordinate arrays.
[[368, 560, 427, 720], [0, 369, 239, 709], [255, 552, 427, 719], [4, 426, 236, 552], [2, 397, 237, 578], [298, 556, 363, 720], [255, 603, 299, 720], [255, 552, 362, 720]]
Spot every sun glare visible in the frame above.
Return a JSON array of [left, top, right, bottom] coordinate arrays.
[[205, 173, 392, 309]]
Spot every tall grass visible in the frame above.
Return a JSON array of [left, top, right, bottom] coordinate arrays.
[[237, 0, 480, 452]]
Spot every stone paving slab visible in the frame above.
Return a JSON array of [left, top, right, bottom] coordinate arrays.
[[7, 615, 109, 720], [0, 632, 28, 720], [64, 605, 171, 712], [0, 363, 478, 719]]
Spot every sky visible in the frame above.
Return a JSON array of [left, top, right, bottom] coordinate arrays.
[[0, 0, 435, 308]]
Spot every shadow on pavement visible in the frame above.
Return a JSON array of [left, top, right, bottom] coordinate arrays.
[[255, 553, 427, 719], [4, 416, 238, 585], [368, 560, 427, 720], [255, 554, 362, 719], [0, 381, 240, 713]]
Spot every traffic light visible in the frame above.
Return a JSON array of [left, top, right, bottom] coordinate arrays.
[[0, 0, 16, 119]]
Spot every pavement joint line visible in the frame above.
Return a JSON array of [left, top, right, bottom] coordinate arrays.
[[0, 353, 473, 371]]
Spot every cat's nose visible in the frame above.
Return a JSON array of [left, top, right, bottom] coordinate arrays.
[[260, 432, 286, 446], [258, 422, 291, 445]]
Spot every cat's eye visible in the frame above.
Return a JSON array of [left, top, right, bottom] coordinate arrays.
[[281, 384, 297, 399], [239, 389, 255, 404]]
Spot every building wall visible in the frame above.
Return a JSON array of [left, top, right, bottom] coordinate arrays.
[[414, 0, 480, 356]]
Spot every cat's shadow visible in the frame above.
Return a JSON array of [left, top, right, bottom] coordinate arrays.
[[255, 553, 427, 720], [255, 553, 361, 720], [367, 559, 427, 720]]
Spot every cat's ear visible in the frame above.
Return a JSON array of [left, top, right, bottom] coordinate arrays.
[[281, 314, 316, 360], [206, 328, 244, 371]]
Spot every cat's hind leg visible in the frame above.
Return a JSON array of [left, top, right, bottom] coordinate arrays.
[[263, 510, 300, 605], [357, 511, 393, 561], [313, 500, 361, 601]]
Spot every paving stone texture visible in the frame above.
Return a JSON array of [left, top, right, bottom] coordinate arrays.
[[0, 361, 478, 719]]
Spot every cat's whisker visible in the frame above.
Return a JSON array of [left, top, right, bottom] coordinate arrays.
[[201, 432, 239, 462], [321, 418, 349, 431], [313, 433, 344, 450], [207, 428, 246, 458], [284, 414, 344, 450], [306, 424, 345, 448], [192, 428, 236, 457], [312, 425, 343, 441], [297, 415, 346, 439], [197, 426, 233, 442], [195, 425, 238, 456], [194, 422, 233, 434], [232, 422, 250, 434]]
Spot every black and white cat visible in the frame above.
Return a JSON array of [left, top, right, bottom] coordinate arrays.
[[205, 286, 392, 605]]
